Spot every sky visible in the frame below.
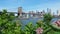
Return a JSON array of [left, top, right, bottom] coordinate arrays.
[[0, 0, 60, 14]]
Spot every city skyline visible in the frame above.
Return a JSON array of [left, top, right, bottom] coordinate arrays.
[[0, 0, 60, 14]]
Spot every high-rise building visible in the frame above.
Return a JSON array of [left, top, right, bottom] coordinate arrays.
[[42, 10, 45, 14], [57, 10, 60, 16], [47, 8, 51, 13], [47, 8, 53, 15]]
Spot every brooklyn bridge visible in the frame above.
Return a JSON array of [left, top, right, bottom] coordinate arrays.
[[0, 7, 60, 19]]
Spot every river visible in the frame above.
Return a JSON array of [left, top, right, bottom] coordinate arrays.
[[19, 17, 59, 26]]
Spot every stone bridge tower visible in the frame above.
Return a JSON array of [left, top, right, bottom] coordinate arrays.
[[18, 7, 22, 17]]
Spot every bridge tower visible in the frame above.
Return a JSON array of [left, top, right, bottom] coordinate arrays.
[[18, 7, 22, 17]]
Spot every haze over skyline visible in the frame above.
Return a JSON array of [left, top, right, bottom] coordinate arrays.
[[0, 0, 60, 14]]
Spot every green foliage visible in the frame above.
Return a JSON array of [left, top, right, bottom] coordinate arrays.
[[1, 22, 20, 34], [43, 13, 53, 23], [43, 13, 60, 34], [24, 22, 36, 34], [0, 9, 22, 34], [36, 20, 51, 34], [0, 9, 60, 34], [42, 13, 53, 34]]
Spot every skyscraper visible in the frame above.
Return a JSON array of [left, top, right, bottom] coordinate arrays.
[[57, 10, 60, 16], [47, 8, 51, 13], [47, 8, 53, 15]]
